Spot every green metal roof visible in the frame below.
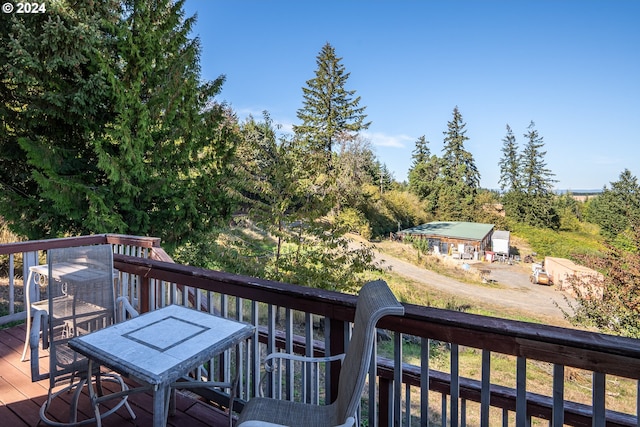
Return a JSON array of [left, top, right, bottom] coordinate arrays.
[[398, 221, 494, 241]]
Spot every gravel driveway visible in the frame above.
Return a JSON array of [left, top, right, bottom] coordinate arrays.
[[371, 246, 575, 325]]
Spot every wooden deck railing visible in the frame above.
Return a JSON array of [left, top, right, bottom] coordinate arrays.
[[1, 235, 639, 427]]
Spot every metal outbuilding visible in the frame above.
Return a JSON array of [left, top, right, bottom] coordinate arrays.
[[397, 221, 494, 258], [544, 256, 603, 296], [491, 230, 510, 255]]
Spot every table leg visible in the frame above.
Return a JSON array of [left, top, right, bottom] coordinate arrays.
[[154, 384, 169, 427], [86, 359, 103, 427]]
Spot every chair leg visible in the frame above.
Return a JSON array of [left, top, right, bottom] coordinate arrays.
[[20, 312, 31, 361], [68, 378, 87, 424]]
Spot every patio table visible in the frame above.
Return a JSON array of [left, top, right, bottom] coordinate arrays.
[[68, 304, 254, 427]]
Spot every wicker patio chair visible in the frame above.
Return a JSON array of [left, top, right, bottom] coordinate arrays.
[[29, 244, 138, 426], [236, 279, 405, 427]]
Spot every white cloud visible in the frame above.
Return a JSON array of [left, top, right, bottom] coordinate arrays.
[[277, 121, 295, 134], [364, 132, 413, 148], [235, 107, 267, 119]]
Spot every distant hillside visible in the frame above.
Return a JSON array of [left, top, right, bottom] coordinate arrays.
[[555, 189, 603, 195]]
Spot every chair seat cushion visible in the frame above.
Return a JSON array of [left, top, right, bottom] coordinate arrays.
[[237, 397, 341, 427]]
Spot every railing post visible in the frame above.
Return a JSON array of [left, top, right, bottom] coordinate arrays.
[[140, 276, 150, 313], [328, 317, 346, 403], [380, 376, 392, 427], [23, 250, 39, 303]]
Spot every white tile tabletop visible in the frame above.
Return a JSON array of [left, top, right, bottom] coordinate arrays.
[[69, 304, 254, 386]]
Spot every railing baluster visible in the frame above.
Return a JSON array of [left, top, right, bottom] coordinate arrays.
[[369, 332, 378, 427], [221, 294, 231, 385], [592, 372, 606, 427], [516, 356, 527, 427], [461, 399, 466, 427], [285, 308, 294, 400], [267, 303, 276, 398], [9, 253, 14, 315], [235, 296, 245, 397], [24, 250, 39, 302], [442, 394, 448, 427], [194, 284, 202, 310], [451, 343, 460, 427], [405, 383, 411, 427], [168, 280, 176, 305], [149, 277, 157, 309], [552, 364, 564, 427], [250, 300, 259, 398], [394, 331, 403, 426], [481, 349, 491, 427], [636, 380, 639, 427], [420, 337, 430, 427], [304, 312, 313, 404], [502, 408, 509, 427]]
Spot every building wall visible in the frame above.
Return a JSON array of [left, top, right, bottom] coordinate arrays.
[[545, 256, 603, 297], [492, 238, 509, 254], [400, 234, 490, 257]]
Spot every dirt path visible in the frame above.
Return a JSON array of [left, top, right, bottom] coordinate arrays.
[[368, 243, 575, 325]]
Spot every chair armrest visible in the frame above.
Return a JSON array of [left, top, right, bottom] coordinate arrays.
[[115, 296, 139, 322], [263, 352, 345, 372], [257, 352, 346, 398]]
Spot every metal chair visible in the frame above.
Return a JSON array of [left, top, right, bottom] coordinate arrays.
[[236, 280, 405, 427], [29, 244, 138, 426]]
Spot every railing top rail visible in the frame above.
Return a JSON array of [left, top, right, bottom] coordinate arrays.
[[0, 234, 162, 255], [114, 253, 640, 379], [105, 234, 162, 248], [0, 234, 107, 255]]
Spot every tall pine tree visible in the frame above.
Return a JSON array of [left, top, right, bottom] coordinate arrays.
[[518, 121, 559, 229], [95, 0, 237, 244], [438, 106, 480, 220], [293, 43, 370, 173], [408, 136, 440, 214], [498, 124, 520, 192], [586, 169, 640, 244], [0, 0, 238, 244], [1, 1, 120, 238], [521, 121, 555, 197]]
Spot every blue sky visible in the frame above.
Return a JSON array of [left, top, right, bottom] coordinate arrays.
[[182, 0, 639, 191]]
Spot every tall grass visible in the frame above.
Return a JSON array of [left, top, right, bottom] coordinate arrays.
[[510, 222, 605, 260]]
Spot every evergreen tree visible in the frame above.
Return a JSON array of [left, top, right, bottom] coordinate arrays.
[[441, 106, 480, 189], [410, 135, 431, 166], [96, 0, 237, 244], [1, 1, 119, 238], [498, 124, 520, 192], [503, 121, 559, 229], [438, 106, 479, 220], [586, 169, 640, 244], [232, 113, 299, 273], [0, 0, 238, 244], [408, 136, 440, 212], [293, 43, 370, 172], [521, 121, 555, 197]]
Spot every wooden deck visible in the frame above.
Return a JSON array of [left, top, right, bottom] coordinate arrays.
[[0, 324, 231, 426]]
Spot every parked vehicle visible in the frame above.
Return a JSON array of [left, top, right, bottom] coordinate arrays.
[[531, 268, 551, 285]]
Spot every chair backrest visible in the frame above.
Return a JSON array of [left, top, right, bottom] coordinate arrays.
[[334, 280, 404, 423], [46, 244, 116, 386]]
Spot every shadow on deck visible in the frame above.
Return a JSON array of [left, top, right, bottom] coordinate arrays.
[[0, 324, 230, 426]]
